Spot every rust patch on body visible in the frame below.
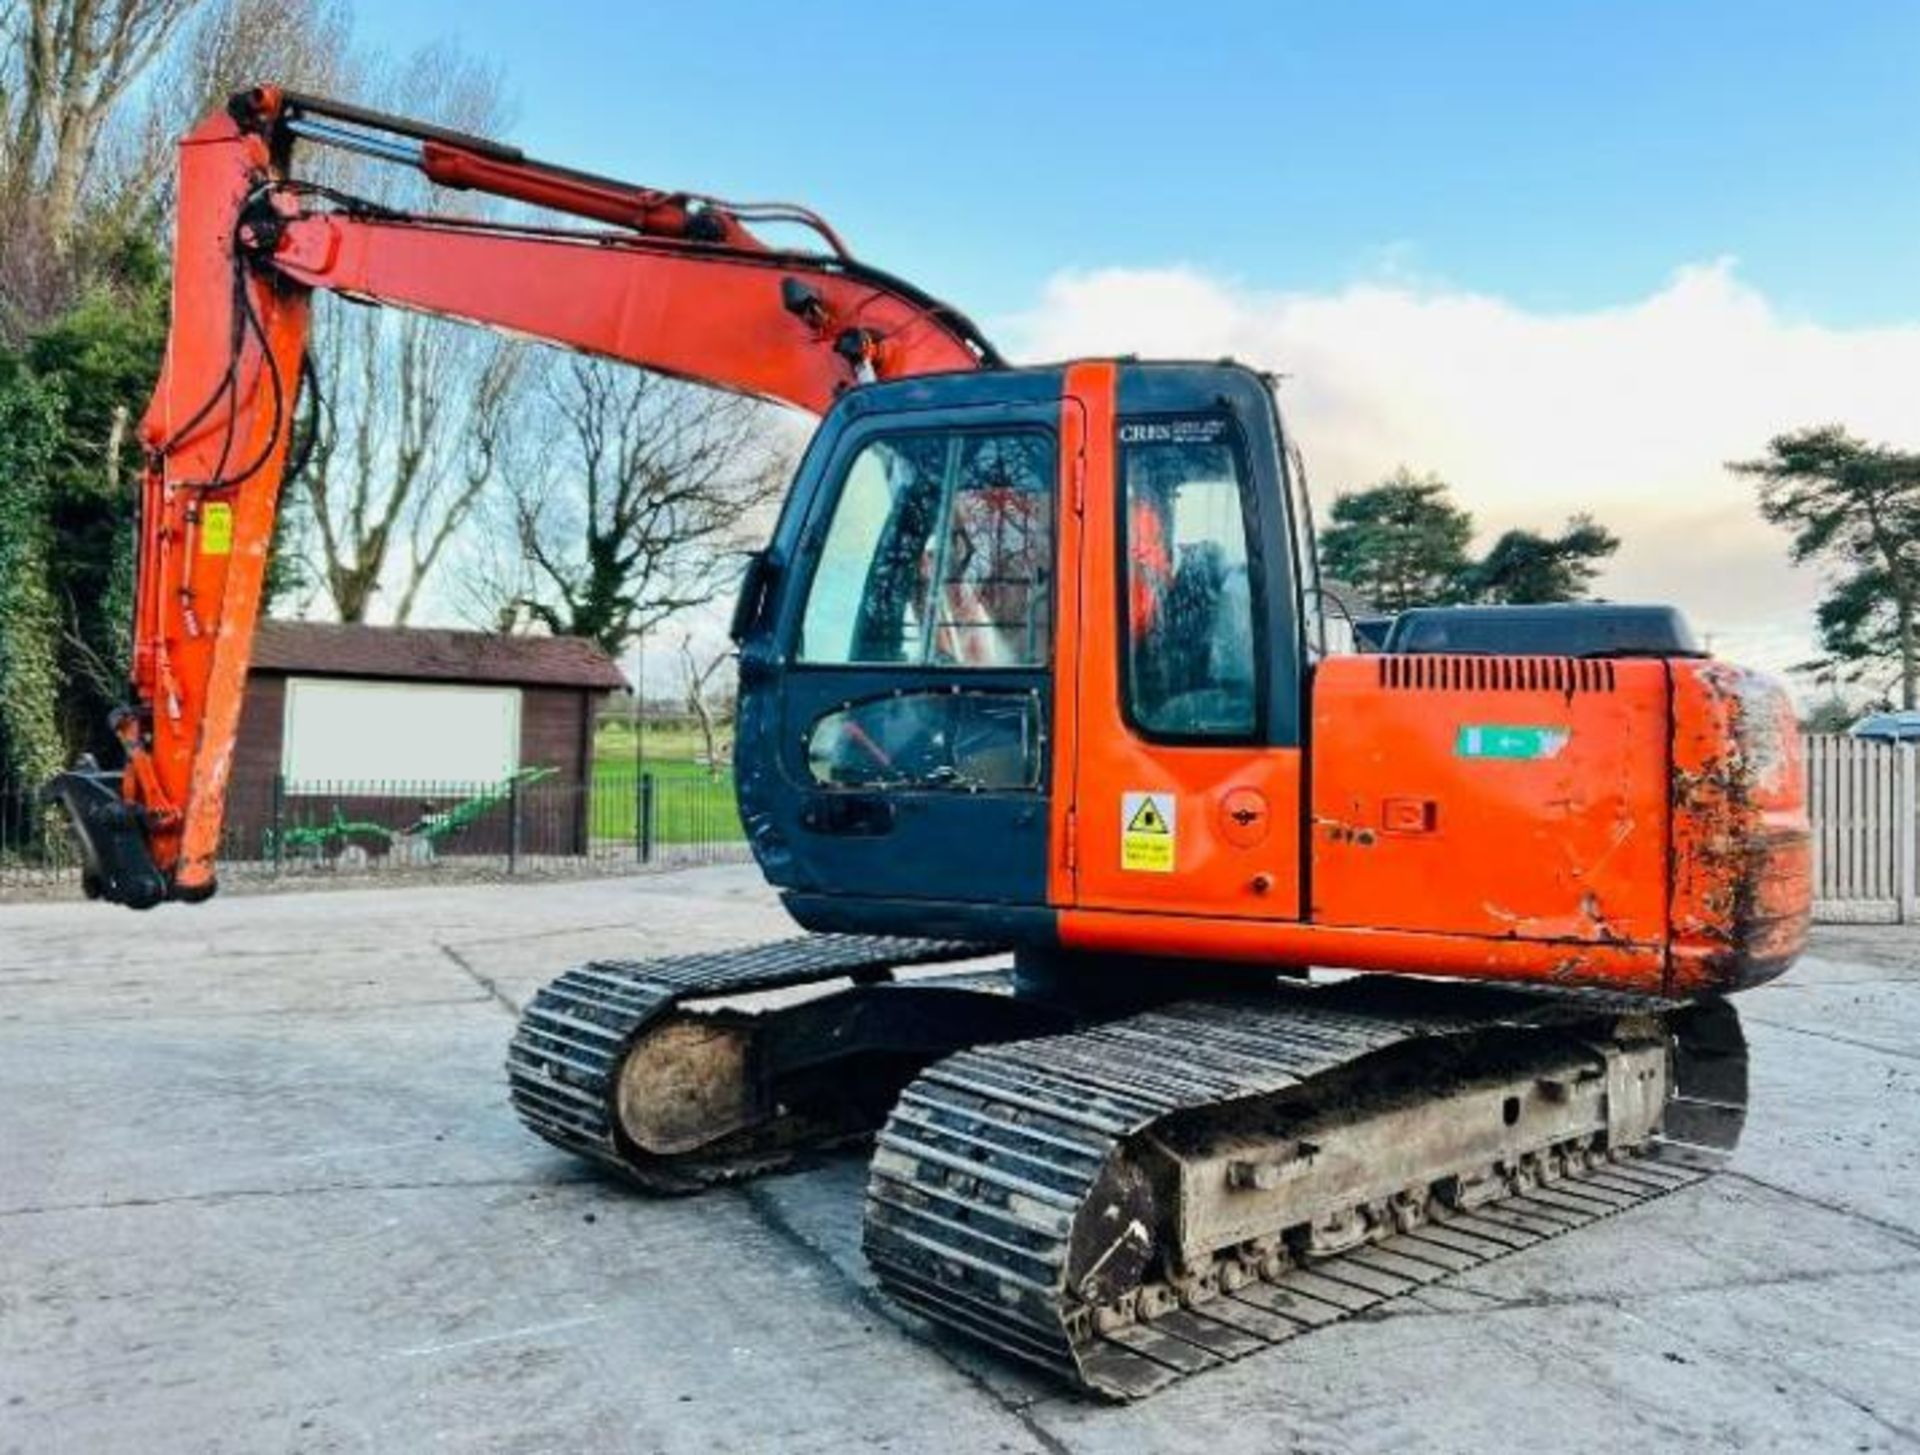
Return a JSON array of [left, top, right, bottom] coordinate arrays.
[[1667, 661, 1811, 994]]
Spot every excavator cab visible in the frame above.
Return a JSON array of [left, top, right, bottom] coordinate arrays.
[[733, 360, 1319, 943]]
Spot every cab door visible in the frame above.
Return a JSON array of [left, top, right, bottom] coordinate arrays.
[[1062, 363, 1306, 921], [752, 396, 1063, 912]]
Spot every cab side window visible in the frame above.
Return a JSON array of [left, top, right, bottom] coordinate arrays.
[[1121, 418, 1261, 739], [799, 430, 1054, 668]]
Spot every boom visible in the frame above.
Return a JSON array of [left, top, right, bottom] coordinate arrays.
[[55, 87, 997, 907]]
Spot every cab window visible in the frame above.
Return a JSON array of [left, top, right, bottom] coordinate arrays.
[[1121, 417, 1261, 739], [799, 430, 1054, 667], [807, 690, 1044, 791]]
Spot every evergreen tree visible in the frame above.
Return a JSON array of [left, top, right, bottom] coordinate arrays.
[[1466, 514, 1620, 604], [1732, 426, 1920, 708], [1318, 468, 1474, 612]]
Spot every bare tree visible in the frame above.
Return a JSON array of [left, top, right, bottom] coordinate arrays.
[[292, 44, 524, 624], [303, 302, 528, 622], [0, 0, 199, 240], [678, 635, 733, 779], [509, 359, 790, 655], [0, 0, 353, 334], [0, 0, 207, 331], [391, 338, 524, 624], [93, 0, 350, 228]]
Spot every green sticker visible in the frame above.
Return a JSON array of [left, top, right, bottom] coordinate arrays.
[[1455, 725, 1570, 761]]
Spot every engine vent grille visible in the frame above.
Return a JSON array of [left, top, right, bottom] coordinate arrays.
[[1376, 655, 1617, 694]]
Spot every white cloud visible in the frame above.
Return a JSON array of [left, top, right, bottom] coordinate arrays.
[[1002, 261, 1920, 692]]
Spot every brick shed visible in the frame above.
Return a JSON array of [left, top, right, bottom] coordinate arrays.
[[230, 622, 627, 858]]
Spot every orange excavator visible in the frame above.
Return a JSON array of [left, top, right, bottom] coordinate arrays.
[[54, 88, 1811, 1399]]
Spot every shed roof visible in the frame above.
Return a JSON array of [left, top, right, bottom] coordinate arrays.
[[252, 620, 628, 691]]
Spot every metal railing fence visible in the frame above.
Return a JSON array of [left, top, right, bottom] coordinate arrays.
[[0, 766, 747, 897]]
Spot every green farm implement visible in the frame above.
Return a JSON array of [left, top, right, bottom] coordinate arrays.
[[263, 766, 557, 866]]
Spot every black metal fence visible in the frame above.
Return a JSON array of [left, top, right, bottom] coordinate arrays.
[[0, 766, 747, 898]]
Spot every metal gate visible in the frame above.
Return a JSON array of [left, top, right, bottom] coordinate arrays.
[[1803, 734, 1917, 923]]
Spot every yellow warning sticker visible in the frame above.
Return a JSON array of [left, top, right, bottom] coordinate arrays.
[[1121, 791, 1176, 873], [201, 502, 234, 556]]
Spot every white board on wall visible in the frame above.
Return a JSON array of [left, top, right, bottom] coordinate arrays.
[[282, 679, 521, 788]]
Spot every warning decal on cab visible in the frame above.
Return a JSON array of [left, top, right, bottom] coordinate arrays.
[[1121, 792, 1176, 873]]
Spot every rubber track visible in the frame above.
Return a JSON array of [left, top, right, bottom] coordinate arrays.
[[863, 979, 1743, 1399], [506, 933, 997, 1191]]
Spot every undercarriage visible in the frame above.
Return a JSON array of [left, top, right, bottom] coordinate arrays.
[[507, 934, 1746, 1399]]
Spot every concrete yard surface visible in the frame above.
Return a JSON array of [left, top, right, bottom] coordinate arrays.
[[3, 870, 1919, 1453]]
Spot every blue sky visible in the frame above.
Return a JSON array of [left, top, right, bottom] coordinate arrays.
[[357, 0, 1917, 330], [348, 2, 1917, 686]]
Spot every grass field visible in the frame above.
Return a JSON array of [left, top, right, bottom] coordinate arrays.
[[590, 722, 742, 845], [593, 721, 716, 764]]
